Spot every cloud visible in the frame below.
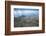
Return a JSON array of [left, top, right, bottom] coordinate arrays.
[[14, 8, 39, 17]]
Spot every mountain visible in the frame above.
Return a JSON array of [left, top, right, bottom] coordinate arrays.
[[14, 11, 39, 18], [14, 8, 39, 17], [14, 8, 39, 27]]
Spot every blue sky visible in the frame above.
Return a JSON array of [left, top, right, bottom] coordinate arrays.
[[14, 8, 39, 17]]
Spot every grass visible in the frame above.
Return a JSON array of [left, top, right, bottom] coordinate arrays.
[[14, 15, 39, 27]]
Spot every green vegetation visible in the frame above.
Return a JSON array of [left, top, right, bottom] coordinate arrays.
[[14, 15, 39, 27]]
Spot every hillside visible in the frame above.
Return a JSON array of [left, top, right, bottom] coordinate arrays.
[[14, 13, 39, 27]]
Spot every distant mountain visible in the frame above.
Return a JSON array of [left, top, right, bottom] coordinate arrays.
[[14, 8, 39, 17], [14, 11, 39, 18]]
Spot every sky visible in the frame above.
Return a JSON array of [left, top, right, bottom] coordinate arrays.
[[14, 8, 39, 17]]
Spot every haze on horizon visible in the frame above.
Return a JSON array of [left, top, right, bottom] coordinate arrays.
[[14, 8, 39, 17]]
